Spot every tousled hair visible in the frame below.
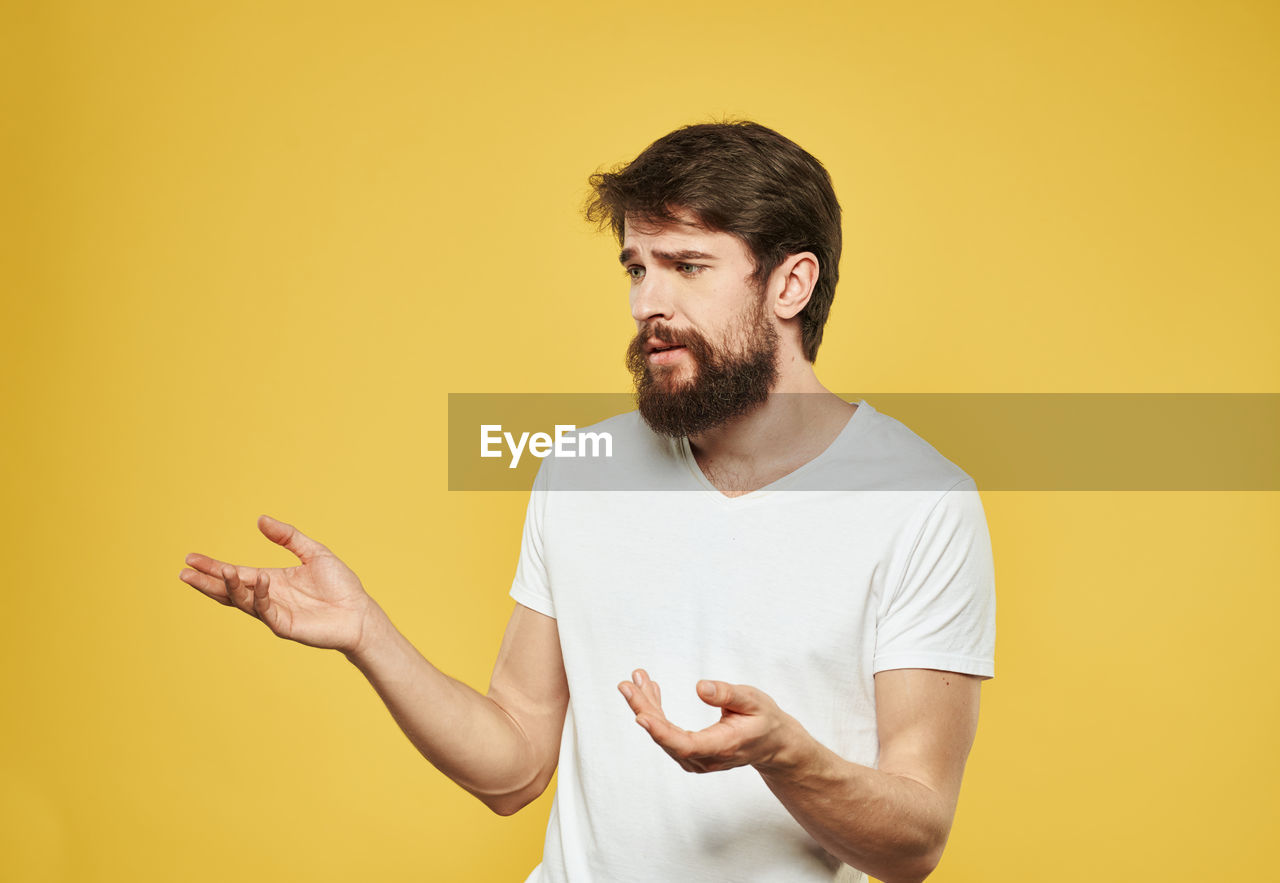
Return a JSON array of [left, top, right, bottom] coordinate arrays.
[[585, 120, 842, 362]]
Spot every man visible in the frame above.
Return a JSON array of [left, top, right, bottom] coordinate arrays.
[[179, 121, 995, 883]]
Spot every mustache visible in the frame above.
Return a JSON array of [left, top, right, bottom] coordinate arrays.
[[633, 321, 684, 348], [627, 322, 711, 357], [627, 322, 703, 378]]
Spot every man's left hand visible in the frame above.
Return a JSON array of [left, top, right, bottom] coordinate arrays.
[[617, 668, 805, 774]]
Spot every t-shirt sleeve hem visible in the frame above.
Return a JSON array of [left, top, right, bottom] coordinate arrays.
[[872, 652, 994, 680], [509, 583, 556, 619]]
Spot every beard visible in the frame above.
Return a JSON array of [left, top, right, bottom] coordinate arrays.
[[625, 298, 780, 438]]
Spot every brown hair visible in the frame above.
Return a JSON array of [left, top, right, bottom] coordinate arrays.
[[585, 120, 842, 362]]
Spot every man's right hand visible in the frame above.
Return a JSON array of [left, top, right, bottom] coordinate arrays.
[[179, 515, 568, 815], [179, 515, 380, 655]]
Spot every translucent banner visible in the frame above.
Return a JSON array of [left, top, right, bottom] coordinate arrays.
[[447, 394, 1280, 491]]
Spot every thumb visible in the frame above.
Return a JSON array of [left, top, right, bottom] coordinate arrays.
[[697, 680, 758, 712], [258, 515, 329, 563]]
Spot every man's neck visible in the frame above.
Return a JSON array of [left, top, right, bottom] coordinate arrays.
[[687, 363, 856, 496]]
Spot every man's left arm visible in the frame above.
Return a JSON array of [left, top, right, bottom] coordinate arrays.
[[618, 666, 981, 883]]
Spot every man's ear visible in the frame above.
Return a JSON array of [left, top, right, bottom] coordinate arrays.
[[770, 252, 819, 320]]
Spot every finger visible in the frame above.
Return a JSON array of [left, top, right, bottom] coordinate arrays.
[[637, 712, 704, 759], [666, 720, 747, 772], [252, 571, 279, 631], [634, 669, 662, 709], [258, 515, 329, 564], [697, 680, 761, 713], [179, 568, 234, 606], [619, 670, 666, 720], [184, 552, 239, 580], [184, 553, 260, 588], [223, 564, 255, 615], [619, 680, 663, 719]]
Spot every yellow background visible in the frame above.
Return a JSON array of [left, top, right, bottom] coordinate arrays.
[[3, 1, 1277, 880]]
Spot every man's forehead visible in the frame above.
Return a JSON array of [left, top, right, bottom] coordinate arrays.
[[624, 210, 706, 236], [622, 212, 736, 251]]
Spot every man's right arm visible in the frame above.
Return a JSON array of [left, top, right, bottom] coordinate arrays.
[[180, 515, 568, 817], [346, 601, 568, 816]]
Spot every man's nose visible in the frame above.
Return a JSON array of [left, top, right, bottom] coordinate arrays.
[[630, 273, 674, 324]]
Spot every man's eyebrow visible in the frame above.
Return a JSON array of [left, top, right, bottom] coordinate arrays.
[[618, 248, 717, 264]]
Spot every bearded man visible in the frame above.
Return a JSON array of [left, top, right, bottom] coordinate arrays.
[[180, 122, 996, 883]]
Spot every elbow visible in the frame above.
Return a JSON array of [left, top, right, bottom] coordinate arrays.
[[862, 823, 947, 883], [877, 840, 946, 883], [484, 794, 530, 817], [476, 774, 552, 817], [876, 867, 933, 883], [880, 863, 937, 883]]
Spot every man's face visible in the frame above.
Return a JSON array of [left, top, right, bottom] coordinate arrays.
[[620, 211, 779, 437]]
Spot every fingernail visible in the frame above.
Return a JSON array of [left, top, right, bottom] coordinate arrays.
[[620, 684, 633, 700], [633, 671, 645, 686], [698, 681, 715, 698]]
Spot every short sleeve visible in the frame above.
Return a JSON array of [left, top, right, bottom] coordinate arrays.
[[508, 460, 556, 618], [874, 477, 996, 678]]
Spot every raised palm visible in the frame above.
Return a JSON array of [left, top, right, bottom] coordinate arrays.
[[180, 515, 377, 654]]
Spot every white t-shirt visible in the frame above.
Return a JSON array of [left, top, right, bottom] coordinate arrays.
[[509, 400, 996, 883]]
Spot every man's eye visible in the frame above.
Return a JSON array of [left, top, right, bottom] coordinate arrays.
[[625, 266, 645, 281], [677, 263, 704, 276]]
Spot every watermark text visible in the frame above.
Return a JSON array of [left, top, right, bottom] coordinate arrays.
[[480, 424, 614, 469]]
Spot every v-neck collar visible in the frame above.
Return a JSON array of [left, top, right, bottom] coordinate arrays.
[[675, 400, 872, 505]]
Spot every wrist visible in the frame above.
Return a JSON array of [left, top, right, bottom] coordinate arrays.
[[344, 599, 392, 666], [754, 713, 820, 779]]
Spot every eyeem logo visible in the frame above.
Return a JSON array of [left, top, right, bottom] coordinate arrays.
[[480, 424, 614, 469]]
